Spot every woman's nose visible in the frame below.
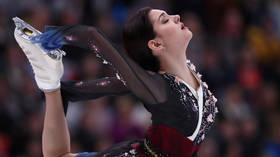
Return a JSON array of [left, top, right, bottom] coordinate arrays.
[[174, 15, 180, 23]]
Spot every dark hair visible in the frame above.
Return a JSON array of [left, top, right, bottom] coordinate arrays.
[[122, 7, 160, 72]]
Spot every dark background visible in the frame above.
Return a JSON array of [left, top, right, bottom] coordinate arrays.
[[0, 0, 280, 156]]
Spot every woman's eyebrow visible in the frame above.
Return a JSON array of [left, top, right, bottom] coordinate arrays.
[[158, 12, 166, 22]]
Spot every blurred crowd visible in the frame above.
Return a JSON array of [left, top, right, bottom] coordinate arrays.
[[0, 0, 280, 157]]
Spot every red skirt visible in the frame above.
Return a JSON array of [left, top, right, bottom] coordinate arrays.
[[137, 125, 201, 157]]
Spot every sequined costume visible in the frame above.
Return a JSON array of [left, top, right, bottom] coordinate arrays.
[[34, 25, 218, 157]]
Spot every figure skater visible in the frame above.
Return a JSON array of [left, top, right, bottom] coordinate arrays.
[[14, 7, 218, 157]]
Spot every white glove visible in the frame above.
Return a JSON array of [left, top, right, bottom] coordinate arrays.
[[13, 17, 64, 92]]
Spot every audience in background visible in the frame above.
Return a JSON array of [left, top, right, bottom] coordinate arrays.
[[0, 0, 279, 156]]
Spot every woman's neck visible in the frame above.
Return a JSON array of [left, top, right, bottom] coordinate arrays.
[[160, 53, 186, 74], [159, 52, 200, 90]]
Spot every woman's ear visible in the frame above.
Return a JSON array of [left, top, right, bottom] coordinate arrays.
[[148, 39, 163, 56]]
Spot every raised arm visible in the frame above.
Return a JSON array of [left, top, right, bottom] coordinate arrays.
[[32, 25, 168, 105]]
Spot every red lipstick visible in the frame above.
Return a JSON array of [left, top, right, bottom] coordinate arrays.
[[181, 23, 186, 30]]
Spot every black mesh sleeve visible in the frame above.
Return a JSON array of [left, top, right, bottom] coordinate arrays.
[[60, 25, 168, 105], [60, 77, 130, 115]]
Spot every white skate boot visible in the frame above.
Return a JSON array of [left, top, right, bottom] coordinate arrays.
[[13, 17, 65, 92]]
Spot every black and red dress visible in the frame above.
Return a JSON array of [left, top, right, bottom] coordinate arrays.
[[38, 25, 219, 157]]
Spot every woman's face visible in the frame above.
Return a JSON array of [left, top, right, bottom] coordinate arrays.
[[148, 9, 193, 53]]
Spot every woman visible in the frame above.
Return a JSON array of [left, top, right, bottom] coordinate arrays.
[[14, 7, 218, 157]]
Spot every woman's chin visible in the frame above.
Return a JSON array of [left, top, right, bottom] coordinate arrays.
[[184, 34, 192, 45], [187, 30, 193, 38]]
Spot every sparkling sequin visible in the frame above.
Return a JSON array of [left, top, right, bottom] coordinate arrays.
[[115, 72, 127, 86], [215, 107, 219, 113], [207, 114, 214, 122], [208, 90, 212, 96], [75, 81, 83, 86], [116, 73, 121, 80], [91, 44, 99, 52], [201, 134, 205, 140], [213, 96, 217, 103], [129, 149, 136, 155], [197, 73, 202, 78], [203, 82, 208, 88], [148, 71, 155, 75], [190, 64, 196, 71], [97, 80, 110, 86], [65, 35, 74, 41], [205, 100, 210, 106]]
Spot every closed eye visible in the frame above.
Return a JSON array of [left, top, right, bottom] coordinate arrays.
[[163, 19, 169, 24]]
